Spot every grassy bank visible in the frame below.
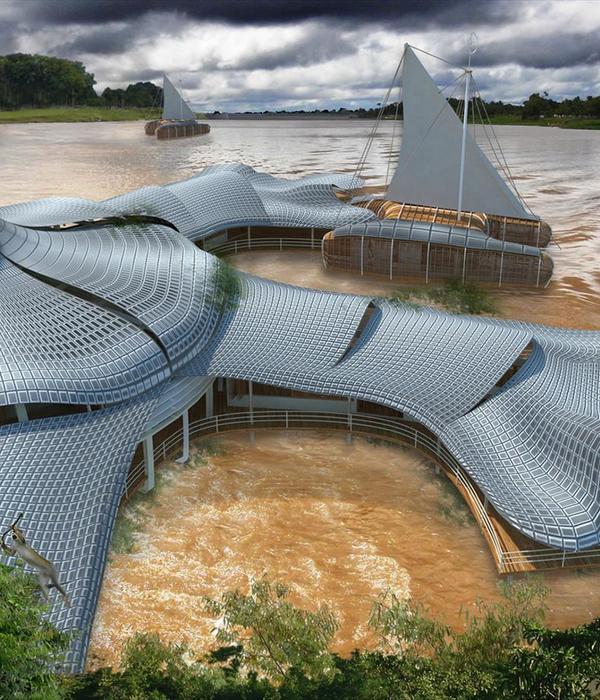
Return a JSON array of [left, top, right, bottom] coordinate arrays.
[[485, 115, 600, 129], [0, 106, 162, 123], [1, 107, 598, 128]]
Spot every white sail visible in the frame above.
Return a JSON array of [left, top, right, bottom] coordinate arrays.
[[162, 74, 196, 121], [387, 46, 534, 220]]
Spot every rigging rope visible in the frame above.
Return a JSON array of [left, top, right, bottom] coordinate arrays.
[[471, 76, 535, 216], [332, 51, 405, 231], [384, 84, 402, 188], [407, 44, 468, 70]]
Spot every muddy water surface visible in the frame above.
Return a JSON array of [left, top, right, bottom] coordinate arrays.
[[89, 432, 600, 669], [1, 120, 598, 327]]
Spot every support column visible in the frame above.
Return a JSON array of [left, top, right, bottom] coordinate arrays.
[[205, 381, 214, 417], [140, 436, 155, 493], [176, 409, 190, 464], [15, 404, 28, 423], [311, 227, 315, 249], [248, 380, 255, 442], [346, 396, 353, 444], [360, 236, 364, 276]]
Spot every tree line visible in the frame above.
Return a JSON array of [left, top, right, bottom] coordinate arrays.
[[0, 53, 161, 110], [256, 92, 600, 120], [2, 52, 600, 120]]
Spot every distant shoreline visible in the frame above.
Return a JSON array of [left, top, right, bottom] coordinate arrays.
[[0, 107, 598, 129]]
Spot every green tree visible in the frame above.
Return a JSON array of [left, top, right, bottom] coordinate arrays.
[[204, 577, 339, 682], [0, 562, 69, 699]]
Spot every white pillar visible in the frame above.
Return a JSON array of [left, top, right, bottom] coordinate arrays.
[[15, 404, 28, 423], [176, 409, 190, 464], [249, 380, 254, 425], [140, 436, 155, 492], [205, 381, 214, 417], [346, 396, 353, 443], [360, 236, 364, 276]]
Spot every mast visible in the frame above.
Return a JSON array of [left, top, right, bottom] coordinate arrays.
[[456, 68, 471, 221], [457, 35, 477, 221]]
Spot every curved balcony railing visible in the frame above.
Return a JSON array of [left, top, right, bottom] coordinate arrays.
[[123, 409, 600, 573], [204, 236, 317, 256]]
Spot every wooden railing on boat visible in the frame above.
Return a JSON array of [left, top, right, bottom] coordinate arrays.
[[357, 199, 552, 248]]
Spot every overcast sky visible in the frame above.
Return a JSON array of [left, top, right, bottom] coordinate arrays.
[[2, 0, 600, 111]]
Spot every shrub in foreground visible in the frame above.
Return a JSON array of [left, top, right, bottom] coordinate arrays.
[[0, 562, 68, 699]]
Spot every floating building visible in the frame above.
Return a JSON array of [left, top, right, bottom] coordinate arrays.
[[0, 165, 597, 672], [322, 45, 554, 286]]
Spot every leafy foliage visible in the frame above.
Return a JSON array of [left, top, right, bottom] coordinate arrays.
[[64, 577, 600, 698], [0, 53, 96, 109], [0, 562, 69, 699], [213, 260, 243, 313], [388, 279, 497, 315], [204, 578, 339, 681], [2, 564, 599, 699]]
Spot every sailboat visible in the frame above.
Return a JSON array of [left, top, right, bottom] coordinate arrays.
[[322, 44, 554, 288], [145, 74, 210, 140]]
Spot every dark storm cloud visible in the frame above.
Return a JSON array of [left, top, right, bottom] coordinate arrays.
[[234, 25, 357, 70], [458, 31, 600, 69], [59, 25, 137, 56], [17, 0, 517, 28]]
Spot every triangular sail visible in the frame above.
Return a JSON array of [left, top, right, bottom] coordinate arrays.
[[387, 46, 534, 220], [162, 74, 196, 121]]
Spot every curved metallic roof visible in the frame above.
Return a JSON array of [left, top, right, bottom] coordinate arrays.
[[0, 219, 220, 371], [0, 196, 119, 227], [0, 391, 159, 671], [328, 218, 545, 258], [443, 336, 600, 550], [0, 163, 375, 239], [186, 285, 532, 425], [0, 164, 597, 671], [0, 254, 168, 406]]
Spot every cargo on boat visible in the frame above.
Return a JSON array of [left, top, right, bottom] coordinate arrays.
[[357, 200, 552, 248]]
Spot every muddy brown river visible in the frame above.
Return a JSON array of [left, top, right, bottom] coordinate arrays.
[[0, 119, 598, 667]]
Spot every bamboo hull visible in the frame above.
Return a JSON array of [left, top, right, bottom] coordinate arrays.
[[357, 200, 552, 248], [322, 233, 553, 288], [144, 119, 210, 139]]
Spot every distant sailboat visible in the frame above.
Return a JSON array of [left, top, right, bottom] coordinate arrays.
[[145, 74, 210, 140], [322, 43, 554, 287]]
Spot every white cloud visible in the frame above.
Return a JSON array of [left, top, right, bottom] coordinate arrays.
[[7, 1, 600, 110]]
